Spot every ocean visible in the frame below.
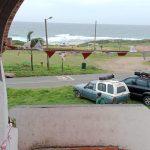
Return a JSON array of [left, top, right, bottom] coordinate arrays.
[[9, 22, 150, 45]]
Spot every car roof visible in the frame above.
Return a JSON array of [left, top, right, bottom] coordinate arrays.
[[128, 75, 150, 81], [91, 80, 125, 85], [125, 76, 139, 79]]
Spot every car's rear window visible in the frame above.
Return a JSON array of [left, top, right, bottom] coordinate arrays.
[[136, 79, 148, 87], [108, 84, 114, 94], [117, 86, 126, 93]]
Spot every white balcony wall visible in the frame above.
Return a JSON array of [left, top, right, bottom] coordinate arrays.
[[0, 57, 8, 149]]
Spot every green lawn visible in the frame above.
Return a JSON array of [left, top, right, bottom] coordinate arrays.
[[14, 39, 150, 51], [8, 87, 93, 108], [80, 39, 150, 51], [3, 50, 114, 66], [3, 50, 143, 77], [8, 86, 146, 109], [4, 64, 105, 77], [3, 51, 112, 77]]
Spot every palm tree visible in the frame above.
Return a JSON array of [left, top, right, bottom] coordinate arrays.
[[27, 31, 34, 71], [27, 31, 34, 42], [27, 31, 44, 71], [30, 38, 44, 48]]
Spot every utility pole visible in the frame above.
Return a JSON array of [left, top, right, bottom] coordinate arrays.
[[44, 16, 53, 70], [94, 20, 97, 51], [61, 58, 64, 74]]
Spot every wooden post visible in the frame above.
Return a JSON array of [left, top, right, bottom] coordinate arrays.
[[94, 20, 97, 51], [62, 58, 64, 74], [31, 49, 34, 71]]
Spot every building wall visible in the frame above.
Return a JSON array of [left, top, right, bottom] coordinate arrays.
[[0, 0, 24, 53], [0, 1, 23, 148], [0, 58, 8, 147], [9, 128, 18, 150]]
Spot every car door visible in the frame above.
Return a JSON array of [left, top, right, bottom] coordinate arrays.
[[148, 81, 150, 90], [106, 84, 115, 103], [116, 85, 129, 103], [124, 77, 137, 94], [83, 82, 97, 101], [97, 83, 107, 98], [134, 78, 149, 96]]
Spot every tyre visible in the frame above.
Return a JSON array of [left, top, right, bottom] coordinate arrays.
[[143, 96, 150, 106], [75, 90, 81, 98]]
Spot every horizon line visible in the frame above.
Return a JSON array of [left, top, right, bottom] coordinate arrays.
[[12, 21, 150, 26]]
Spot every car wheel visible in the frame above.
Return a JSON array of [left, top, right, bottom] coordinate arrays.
[[75, 90, 81, 98], [143, 96, 150, 106]]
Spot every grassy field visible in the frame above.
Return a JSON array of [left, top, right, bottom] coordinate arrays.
[[79, 39, 150, 51], [8, 86, 146, 109], [3, 50, 113, 66], [4, 64, 105, 77], [3, 38, 148, 77], [6, 40, 149, 109], [8, 87, 93, 108], [3, 50, 144, 77], [3, 51, 113, 77], [14, 39, 150, 51]]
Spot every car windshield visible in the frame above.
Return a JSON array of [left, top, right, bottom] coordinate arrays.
[[124, 77, 136, 85], [117, 86, 126, 93], [86, 82, 96, 90]]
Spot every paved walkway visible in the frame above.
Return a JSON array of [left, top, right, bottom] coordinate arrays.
[[6, 74, 131, 89]]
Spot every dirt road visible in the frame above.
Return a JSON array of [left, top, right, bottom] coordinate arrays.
[[99, 57, 149, 74]]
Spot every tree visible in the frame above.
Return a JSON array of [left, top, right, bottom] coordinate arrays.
[[30, 38, 44, 48], [30, 38, 44, 70], [27, 31, 34, 42], [27, 31, 44, 71]]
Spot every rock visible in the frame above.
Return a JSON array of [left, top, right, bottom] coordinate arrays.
[[5, 73, 15, 78]]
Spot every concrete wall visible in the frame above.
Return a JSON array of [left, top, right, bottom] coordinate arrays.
[[10, 128, 18, 150], [0, 1, 22, 148], [0, 57, 8, 147], [0, 58, 18, 150], [10, 105, 150, 150]]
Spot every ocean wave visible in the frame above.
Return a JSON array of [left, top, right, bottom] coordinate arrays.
[[11, 34, 142, 45], [11, 36, 27, 42]]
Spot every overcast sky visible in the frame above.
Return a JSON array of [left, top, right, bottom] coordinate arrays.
[[14, 0, 150, 25]]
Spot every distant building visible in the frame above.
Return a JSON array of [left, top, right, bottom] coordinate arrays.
[[130, 46, 137, 53]]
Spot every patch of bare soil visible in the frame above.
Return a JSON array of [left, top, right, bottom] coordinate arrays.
[[136, 45, 150, 51], [99, 57, 150, 74]]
